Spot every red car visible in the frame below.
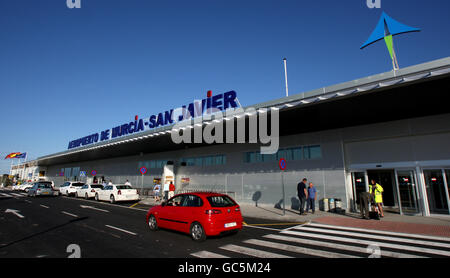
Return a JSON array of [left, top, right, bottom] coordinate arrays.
[[146, 192, 243, 241]]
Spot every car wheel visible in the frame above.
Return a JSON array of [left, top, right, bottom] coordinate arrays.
[[148, 215, 158, 231], [85, 193, 89, 200], [190, 222, 206, 242], [110, 195, 115, 204], [95, 193, 99, 201]]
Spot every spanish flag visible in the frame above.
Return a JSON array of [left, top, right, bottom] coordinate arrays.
[[4, 152, 26, 159]]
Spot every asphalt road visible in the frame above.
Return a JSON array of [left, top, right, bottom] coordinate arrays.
[[0, 190, 292, 258], [2, 189, 450, 260]]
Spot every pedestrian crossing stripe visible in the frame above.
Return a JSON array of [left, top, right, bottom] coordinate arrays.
[[190, 223, 450, 258], [244, 239, 360, 258], [220, 244, 292, 258], [10, 193, 26, 197], [191, 251, 229, 258], [305, 223, 450, 243], [288, 226, 450, 249], [281, 230, 450, 257], [0, 193, 26, 198], [263, 234, 425, 258]]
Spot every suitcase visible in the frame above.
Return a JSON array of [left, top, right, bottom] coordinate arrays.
[[369, 211, 380, 220]]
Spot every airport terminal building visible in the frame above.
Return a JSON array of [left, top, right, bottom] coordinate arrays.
[[12, 57, 450, 217]]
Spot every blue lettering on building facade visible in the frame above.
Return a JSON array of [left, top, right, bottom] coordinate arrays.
[[67, 91, 239, 149]]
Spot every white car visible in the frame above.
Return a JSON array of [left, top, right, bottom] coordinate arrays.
[[59, 181, 86, 196], [19, 183, 34, 192], [95, 184, 140, 204], [75, 184, 104, 199]]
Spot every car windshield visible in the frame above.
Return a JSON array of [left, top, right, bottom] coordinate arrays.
[[37, 183, 52, 188], [72, 183, 85, 187], [207, 195, 236, 207], [116, 185, 132, 189]]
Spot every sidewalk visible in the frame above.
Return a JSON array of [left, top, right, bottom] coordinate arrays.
[[239, 202, 450, 238], [140, 197, 450, 237]]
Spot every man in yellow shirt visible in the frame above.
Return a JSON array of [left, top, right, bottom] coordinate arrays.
[[369, 179, 384, 218]]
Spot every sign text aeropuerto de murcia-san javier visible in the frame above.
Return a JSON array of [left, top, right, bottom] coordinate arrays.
[[67, 91, 239, 150]]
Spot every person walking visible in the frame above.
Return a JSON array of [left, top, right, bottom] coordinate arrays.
[[124, 180, 131, 186], [153, 183, 161, 202], [369, 179, 385, 218], [163, 181, 170, 201], [297, 178, 308, 215], [359, 191, 375, 220], [306, 182, 317, 214], [168, 181, 176, 199]]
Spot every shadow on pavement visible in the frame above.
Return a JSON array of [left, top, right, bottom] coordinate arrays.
[[0, 216, 89, 250]]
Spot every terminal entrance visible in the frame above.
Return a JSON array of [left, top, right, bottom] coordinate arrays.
[[367, 170, 396, 208], [351, 169, 420, 215]]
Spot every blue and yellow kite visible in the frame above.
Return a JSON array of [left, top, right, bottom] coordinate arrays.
[[361, 12, 420, 71]]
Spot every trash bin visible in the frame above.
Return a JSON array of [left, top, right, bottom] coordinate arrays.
[[320, 198, 329, 211], [335, 198, 342, 209], [328, 198, 335, 211]]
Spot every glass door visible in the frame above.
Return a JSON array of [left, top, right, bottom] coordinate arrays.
[[396, 170, 419, 214], [352, 172, 367, 212], [423, 170, 449, 214]]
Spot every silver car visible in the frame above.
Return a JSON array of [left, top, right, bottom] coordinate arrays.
[[27, 182, 55, 197]]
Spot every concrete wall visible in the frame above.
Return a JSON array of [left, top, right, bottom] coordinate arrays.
[[343, 113, 450, 167]]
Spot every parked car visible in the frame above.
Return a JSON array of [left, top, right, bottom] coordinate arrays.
[[146, 192, 243, 242], [27, 182, 56, 197], [12, 184, 21, 191], [59, 181, 86, 196], [19, 183, 34, 192], [95, 184, 139, 204], [75, 184, 104, 199]]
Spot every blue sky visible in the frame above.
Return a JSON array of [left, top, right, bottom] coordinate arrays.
[[1, 0, 449, 174]]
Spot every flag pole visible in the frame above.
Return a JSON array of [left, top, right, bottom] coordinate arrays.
[[283, 58, 289, 97]]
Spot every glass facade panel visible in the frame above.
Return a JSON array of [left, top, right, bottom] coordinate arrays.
[[292, 147, 302, 160], [244, 145, 320, 163], [309, 145, 322, 159], [424, 170, 449, 214]]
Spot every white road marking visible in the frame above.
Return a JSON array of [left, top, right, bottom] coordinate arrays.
[[191, 251, 230, 258], [80, 205, 109, 213], [10, 193, 24, 197], [281, 220, 311, 232], [219, 244, 292, 258], [5, 209, 25, 219], [307, 223, 450, 243], [40, 205, 50, 209], [282, 230, 450, 257], [264, 234, 426, 258], [105, 225, 137, 236], [0, 193, 12, 197], [61, 196, 147, 212], [291, 226, 450, 249], [61, 211, 79, 218], [243, 224, 282, 232], [245, 238, 360, 258]]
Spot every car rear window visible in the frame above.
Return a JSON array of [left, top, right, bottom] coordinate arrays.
[[91, 184, 103, 188], [116, 185, 133, 189], [207, 196, 236, 207], [72, 183, 85, 187], [37, 183, 52, 188]]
